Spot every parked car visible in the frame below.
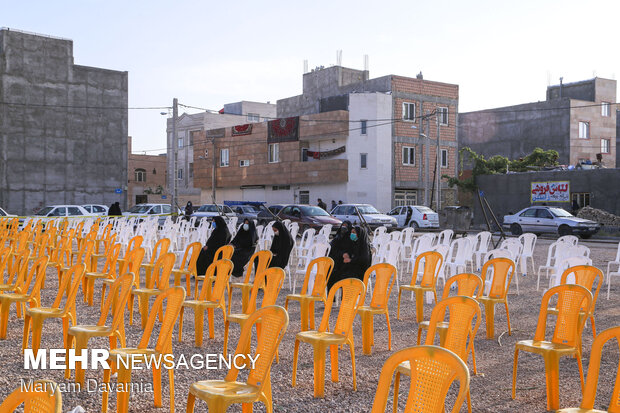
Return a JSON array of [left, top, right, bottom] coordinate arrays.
[[123, 203, 177, 225], [330, 203, 397, 230], [277, 204, 342, 232], [33, 205, 92, 218], [82, 204, 109, 216], [387, 205, 439, 229], [192, 204, 236, 224], [0, 207, 17, 217], [502, 206, 601, 238], [257, 204, 286, 225], [230, 205, 260, 222]]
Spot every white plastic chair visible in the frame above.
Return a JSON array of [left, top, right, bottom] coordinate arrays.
[[548, 257, 593, 289], [436, 229, 454, 246], [404, 233, 436, 273], [606, 242, 620, 299], [557, 235, 579, 245], [472, 231, 492, 271], [390, 231, 402, 242], [499, 238, 524, 294], [373, 226, 387, 239], [444, 238, 473, 282], [293, 242, 331, 293], [518, 233, 537, 276], [318, 224, 332, 238]]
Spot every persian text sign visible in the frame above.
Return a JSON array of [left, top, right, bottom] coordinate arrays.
[[531, 181, 570, 202]]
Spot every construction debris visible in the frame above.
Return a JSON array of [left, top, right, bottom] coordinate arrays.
[[577, 206, 620, 226]]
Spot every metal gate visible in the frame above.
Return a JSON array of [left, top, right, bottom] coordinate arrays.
[[394, 190, 417, 207]]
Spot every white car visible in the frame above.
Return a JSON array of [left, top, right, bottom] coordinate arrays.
[[502, 206, 601, 238], [192, 204, 236, 224], [123, 204, 179, 226], [33, 205, 92, 218], [387, 205, 439, 229], [0, 207, 17, 218], [82, 204, 109, 216], [330, 203, 397, 229]]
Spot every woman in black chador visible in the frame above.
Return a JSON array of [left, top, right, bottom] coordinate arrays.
[[327, 223, 372, 293], [196, 216, 231, 276], [230, 219, 258, 277], [268, 221, 294, 270], [184, 201, 193, 221]]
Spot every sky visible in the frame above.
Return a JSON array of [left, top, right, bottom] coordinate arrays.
[[3, 0, 619, 154]]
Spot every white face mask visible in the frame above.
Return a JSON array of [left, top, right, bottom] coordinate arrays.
[[273, 230, 279, 237], [243, 223, 249, 231]]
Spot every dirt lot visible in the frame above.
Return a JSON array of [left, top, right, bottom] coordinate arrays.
[[0, 237, 618, 412]]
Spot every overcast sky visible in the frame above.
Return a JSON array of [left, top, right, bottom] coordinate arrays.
[[4, 0, 619, 153]]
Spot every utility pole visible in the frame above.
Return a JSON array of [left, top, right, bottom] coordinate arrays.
[[211, 138, 217, 204], [171, 97, 178, 212], [436, 111, 441, 211]]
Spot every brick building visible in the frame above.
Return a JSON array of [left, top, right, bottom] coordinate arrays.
[[127, 137, 167, 207]]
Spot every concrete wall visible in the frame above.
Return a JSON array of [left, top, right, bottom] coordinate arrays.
[[568, 98, 617, 167], [617, 109, 620, 167], [474, 169, 620, 226], [458, 99, 572, 164], [0, 29, 128, 215]]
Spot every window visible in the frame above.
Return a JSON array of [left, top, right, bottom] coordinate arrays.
[[394, 189, 417, 207], [135, 168, 146, 182], [239, 159, 250, 167], [441, 149, 449, 168], [247, 113, 260, 122], [269, 143, 279, 163], [177, 168, 183, 180], [601, 138, 610, 154], [220, 148, 229, 167], [178, 137, 184, 148], [402, 102, 416, 121], [388, 207, 402, 216], [162, 205, 172, 214], [152, 168, 156, 175], [301, 148, 308, 162], [360, 120, 367, 135], [572, 193, 591, 208], [189, 162, 194, 178], [299, 190, 309, 204], [520, 208, 538, 217], [402, 146, 415, 166], [135, 195, 147, 204], [272, 185, 290, 190], [68, 207, 82, 216], [578, 121, 590, 139], [360, 153, 367, 169], [602, 102, 611, 117], [438, 107, 448, 125]]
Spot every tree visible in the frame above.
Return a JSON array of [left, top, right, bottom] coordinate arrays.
[[444, 147, 559, 192]]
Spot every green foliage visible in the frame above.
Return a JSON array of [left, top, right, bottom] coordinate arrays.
[[443, 147, 559, 192]]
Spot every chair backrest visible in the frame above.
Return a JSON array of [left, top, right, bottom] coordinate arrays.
[[320, 278, 366, 337], [197, 259, 234, 302], [535, 284, 592, 348], [500, 238, 522, 259], [426, 296, 481, 362], [0, 247, 13, 284], [299, 228, 315, 248], [214, 245, 234, 261], [413, 233, 436, 256], [373, 226, 387, 238], [390, 231, 402, 242], [309, 242, 331, 259], [480, 258, 515, 299], [243, 250, 273, 284], [572, 244, 591, 258], [246, 267, 285, 313], [474, 231, 492, 253], [437, 229, 454, 246], [411, 251, 444, 288], [0, 379, 62, 412], [576, 326, 620, 411], [99, 273, 135, 330], [149, 252, 176, 290], [53, 263, 86, 313], [371, 345, 469, 413], [101, 243, 122, 277], [126, 235, 144, 251], [73, 239, 95, 267], [558, 235, 579, 245], [120, 247, 146, 287], [301, 256, 334, 297], [442, 273, 483, 300], [363, 263, 397, 309], [16, 256, 49, 299], [484, 248, 513, 262], [447, 238, 473, 264], [6, 249, 30, 288], [401, 227, 415, 247], [179, 242, 202, 274], [225, 305, 289, 393], [149, 238, 171, 266], [518, 233, 537, 255], [139, 286, 186, 354], [560, 265, 603, 313]]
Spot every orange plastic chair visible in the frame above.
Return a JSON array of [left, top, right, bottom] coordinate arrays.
[[186, 305, 289, 413], [512, 284, 593, 411], [22, 263, 86, 353], [0, 379, 62, 412], [358, 263, 397, 354], [228, 249, 273, 314], [141, 238, 170, 287], [194, 244, 234, 297], [83, 243, 121, 306], [131, 252, 176, 329], [116, 235, 144, 274], [91, 228, 117, 269], [292, 278, 366, 398], [65, 273, 134, 386], [557, 325, 620, 413], [417, 272, 483, 345], [178, 259, 234, 346], [371, 345, 469, 413], [397, 251, 443, 322], [102, 286, 186, 413], [477, 257, 515, 339], [0, 250, 30, 311], [101, 247, 145, 320], [551, 265, 603, 339], [285, 256, 334, 332], [398, 295, 481, 413], [0, 256, 49, 339], [171, 241, 201, 293], [224, 267, 285, 357]]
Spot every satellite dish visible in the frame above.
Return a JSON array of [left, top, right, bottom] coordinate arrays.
[[204, 149, 209, 157]]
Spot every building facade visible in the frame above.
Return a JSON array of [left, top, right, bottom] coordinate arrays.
[[458, 78, 617, 168], [0, 28, 128, 215], [191, 66, 459, 212], [166, 101, 276, 208], [127, 137, 167, 208]]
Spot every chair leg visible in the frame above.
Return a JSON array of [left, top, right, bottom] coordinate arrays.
[[385, 312, 392, 351], [349, 340, 357, 391], [292, 339, 300, 387], [414, 289, 424, 323], [504, 301, 512, 336], [329, 344, 339, 383], [512, 348, 519, 399], [178, 307, 184, 342], [313, 343, 327, 398], [542, 351, 561, 411], [484, 302, 495, 339], [393, 372, 401, 413], [396, 289, 403, 320], [186, 393, 196, 413]]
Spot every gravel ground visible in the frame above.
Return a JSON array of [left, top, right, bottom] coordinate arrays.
[[0, 237, 619, 412]]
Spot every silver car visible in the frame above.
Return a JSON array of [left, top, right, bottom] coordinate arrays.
[[502, 206, 601, 238]]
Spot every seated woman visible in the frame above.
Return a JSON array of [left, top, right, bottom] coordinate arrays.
[[230, 219, 258, 278], [196, 215, 231, 276], [327, 224, 372, 293], [269, 221, 294, 270]]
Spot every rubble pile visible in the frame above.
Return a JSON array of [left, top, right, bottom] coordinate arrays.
[[577, 206, 620, 226]]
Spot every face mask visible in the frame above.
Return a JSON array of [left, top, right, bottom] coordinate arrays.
[[350, 233, 358, 242], [243, 223, 249, 231], [273, 231, 279, 237], [211, 222, 216, 229]]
